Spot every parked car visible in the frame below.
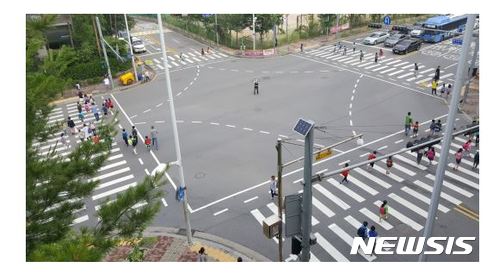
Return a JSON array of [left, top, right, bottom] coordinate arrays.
[[131, 38, 146, 53], [392, 39, 422, 55], [384, 33, 409, 47], [410, 28, 424, 38], [363, 32, 390, 45]]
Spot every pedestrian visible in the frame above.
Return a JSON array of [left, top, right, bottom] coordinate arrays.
[[431, 79, 438, 95], [386, 156, 393, 175], [67, 117, 76, 135], [340, 163, 350, 184], [127, 135, 134, 147], [78, 128, 85, 143], [353, 42, 356, 52], [435, 65, 441, 81], [453, 148, 463, 170], [60, 133, 70, 149], [122, 129, 129, 146], [90, 121, 96, 136], [132, 135, 138, 154], [429, 119, 436, 136], [103, 76, 110, 90], [333, 44, 337, 53], [78, 90, 84, 101], [77, 102, 82, 114], [201, 48, 205, 55], [179, 52, 184, 61], [150, 126, 159, 150], [473, 151, 479, 169], [404, 112, 413, 136], [92, 134, 100, 144], [144, 136, 151, 150], [440, 83, 446, 96], [435, 120, 442, 135], [237, 257, 243, 262], [374, 52, 378, 63], [368, 225, 378, 255], [360, 50, 364, 62], [144, 70, 151, 82], [101, 103, 108, 118], [475, 133, 479, 148], [416, 148, 424, 165], [412, 121, 419, 138], [379, 48, 383, 57], [367, 151, 377, 170], [343, 46, 347, 55], [253, 79, 259, 95], [197, 247, 207, 262], [75, 82, 81, 91], [426, 147, 436, 165], [270, 175, 277, 200], [91, 103, 100, 121], [414, 63, 419, 78], [107, 98, 114, 110], [445, 84, 452, 99], [357, 221, 369, 240], [131, 126, 138, 138], [85, 124, 92, 140], [379, 200, 389, 221], [462, 139, 472, 157], [84, 101, 90, 113], [300, 43, 304, 52]]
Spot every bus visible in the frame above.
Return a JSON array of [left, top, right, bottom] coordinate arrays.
[[421, 15, 468, 43]]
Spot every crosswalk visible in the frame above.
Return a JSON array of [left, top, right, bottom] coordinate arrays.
[[32, 98, 147, 227], [248, 137, 478, 262], [302, 45, 455, 91], [141, 48, 229, 72]]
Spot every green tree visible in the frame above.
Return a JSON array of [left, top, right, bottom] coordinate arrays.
[[318, 14, 336, 35], [253, 14, 283, 48]]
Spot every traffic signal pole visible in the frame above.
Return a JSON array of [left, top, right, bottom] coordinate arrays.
[[276, 140, 283, 262], [95, 16, 114, 90], [300, 128, 314, 262], [418, 14, 477, 262]]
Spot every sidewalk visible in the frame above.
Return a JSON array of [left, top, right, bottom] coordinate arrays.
[[104, 227, 271, 262], [459, 75, 479, 120]]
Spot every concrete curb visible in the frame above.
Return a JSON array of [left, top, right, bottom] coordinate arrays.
[[143, 227, 272, 262]]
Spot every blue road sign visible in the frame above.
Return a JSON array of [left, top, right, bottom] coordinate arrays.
[[293, 118, 314, 136], [176, 186, 185, 202], [452, 38, 463, 45], [384, 16, 391, 25]]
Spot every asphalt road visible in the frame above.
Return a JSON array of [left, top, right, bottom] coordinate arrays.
[[40, 19, 478, 262]]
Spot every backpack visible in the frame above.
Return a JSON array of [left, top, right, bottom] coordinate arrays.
[[357, 226, 366, 237]]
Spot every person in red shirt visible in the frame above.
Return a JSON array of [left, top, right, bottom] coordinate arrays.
[[340, 163, 350, 184], [92, 134, 100, 144], [144, 136, 152, 150], [367, 151, 377, 170], [386, 156, 393, 175]]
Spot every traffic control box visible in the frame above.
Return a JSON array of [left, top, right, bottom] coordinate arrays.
[[263, 215, 281, 239]]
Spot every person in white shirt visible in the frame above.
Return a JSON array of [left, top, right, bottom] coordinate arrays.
[[270, 175, 277, 200]]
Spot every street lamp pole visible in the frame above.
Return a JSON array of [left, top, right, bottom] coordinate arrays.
[[157, 14, 193, 245], [253, 14, 256, 51], [418, 14, 477, 262], [286, 15, 289, 53], [95, 16, 114, 90], [215, 14, 219, 46], [276, 139, 283, 262], [124, 14, 138, 83], [300, 127, 314, 262]]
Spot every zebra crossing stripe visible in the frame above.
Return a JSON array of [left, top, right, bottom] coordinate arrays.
[[364, 64, 380, 69], [71, 215, 89, 225], [401, 186, 450, 213], [372, 66, 388, 72], [394, 154, 427, 170], [440, 73, 454, 79], [312, 197, 335, 218], [397, 72, 414, 79], [425, 174, 473, 197], [446, 163, 479, 179], [191, 57, 201, 62], [359, 208, 393, 230], [415, 77, 434, 84], [357, 62, 373, 67], [454, 137, 468, 143], [92, 182, 137, 201], [211, 53, 222, 58], [296, 190, 321, 225], [313, 183, 350, 210], [419, 68, 435, 74], [354, 168, 392, 189], [406, 75, 423, 82], [153, 58, 160, 64], [402, 64, 415, 69], [385, 59, 402, 65], [185, 58, 194, 63], [315, 232, 349, 262], [388, 193, 428, 218], [373, 165, 404, 182], [388, 69, 405, 76], [394, 61, 409, 67], [347, 175, 379, 195], [413, 180, 462, 205], [380, 67, 398, 74], [170, 61, 179, 67], [327, 178, 365, 202], [97, 160, 127, 172], [444, 171, 479, 190], [381, 159, 416, 176], [89, 167, 131, 182], [310, 253, 320, 262], [156, 64, 164, 70], [250, 209, 278, 243], [217, 52, 228, 57], [329, 223, 376, 262], [374, 200, 423, 231], [349, 61, 362, 66], [379, 57, 394, 63], [95, 174, 134, 190]]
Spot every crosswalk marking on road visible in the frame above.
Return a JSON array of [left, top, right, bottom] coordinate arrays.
[[444, 171, 479, 190], [312, 197, 335, 218], [72, 215, 89, 225], [329, 223, 376, 261], [401, 186, 450, 213], [380, 67, 397, 74], [359, 208, 394, 230], [92, 182, 137, 201], [89, 167, 131, 182], [385, 59, 402, 65], [397, 72, 414, 79], [425, 174, 473, 198], [344, 175, 379, 196], [413, 180, 462, 205], [388, 193, 428, 218], [97, 160, 127, 172], [374, 200, 423, 231], [388, 69, 405, 76], [372, 66, 388, 72], [373, 165, 404, 182], [354, 168, 392, 189], [313, 183, 350, 210], [267, 203, 287, 224], [394, 61, 409, 67], [394, 154, 427, 170], [381, 159, 417, 176], [250, 209, 278, 244], [327, 178, 365, 202], [446, 163, 479, 179], [315, 232, 349, 262], [95, 174, 135, 191]]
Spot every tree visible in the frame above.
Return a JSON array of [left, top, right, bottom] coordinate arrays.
[[318, 14, 336, 35], [253, 14, 283, 48]]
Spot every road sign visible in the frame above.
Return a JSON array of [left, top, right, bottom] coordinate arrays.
[[176, 186, 185, 202], [293, 118, 314, 136], [285, 194, 302, 237], [315, 148, 332, 161], [384, 16, 391, 25], [452, 38, 463, 45]]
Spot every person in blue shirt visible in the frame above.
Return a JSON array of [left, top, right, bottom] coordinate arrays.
[[368, 226, 378, 255]]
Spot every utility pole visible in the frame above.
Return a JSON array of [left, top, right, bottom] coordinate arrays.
[[301, 126, 314, 262], [92, 16, 102, 57], [276, 139, 283, 262], [95, 16, 114, 90], [215, 14, 219, 46], [462, 34, 479, 104], [124, 14, 139, 83], [418, 14, 477, 262], [252, 14, 256, 51], [157, 14, 193, 245], [286, 15, 289, 53]]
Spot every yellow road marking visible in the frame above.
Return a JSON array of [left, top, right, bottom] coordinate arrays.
[[454, 204, 479, 222]]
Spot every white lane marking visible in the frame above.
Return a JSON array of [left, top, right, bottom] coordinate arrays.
[[401, 186, 450, 213], [413, 180, 462, 205], [267, 203, 286, 223], [259, 130, 270, 134], [176, 120, 185, 123], [243, 196, 258, 203], [243, 127, 253, 131], [440, 73, 454, 79], [447, 162, 479, 179], [388, 69, 405, 76], [134, 122, 146, 125], [138, 158, 144, 165], [92, 182, 137, 201], [338, 160, 350, 166], [210, 122, 220, 126], [445, 63, 458, 69], [313, 183, 350, 210], [371, 66, 388, 72], [388, 193, 428, 218], [444, 171, 479, 190], [250, 209, 278, 243], [107, 154, 124, 162], [327, 178, 365, 202], [71, 215, 89, 225], [156, 103, 163, 107], [95, 175, 134, 190], [377, 145, 387, 151], [329, 223, 376, 262], [155, 120, 165, 124], [225, 124, 236, 128], [385, 59, 402, 65], [143, 109, 151, 113], [315, 232, 349, 262], [354, 168, 392, 189], [161, 198, 168, 207], [130, 114, 137, 119], [316, 169, 328, 174], [312, 197, 335, 218], [425, 174, 473, 198], [393, 61, 409, 67], [98, 160, 127, 172], [395, 139, 404, 144], [89, 167, 130, 182], [397, 72, 414, 79], [293, 178, 303, 184], [360, 152, 370, 158], [419, 68, 435, 74], [374, 200, 423, 231], [380, 159, 416, 176], [380, 67, 398, 74], [359, 208, 393, 230], [394, 154, 427, 170], [191, 121, 202, 124], [145, 168, 150, 175], [373, 165, 404, 182], [156, 64, 165, 70], [347, 175, 379, 196], [213, 208, 229, 216]]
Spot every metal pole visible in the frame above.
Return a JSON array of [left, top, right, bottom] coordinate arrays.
[[215, 14, 219, 46], [252, 14, 256, 51], [335, 14, 340, 40], [418, 14, 476, 262], [301, 127, 314, 262], [157, 14, 193, 245], [462, 35, 479, 104], [276, 140, 283, 262], [124, 14, 139, 82], [286, 15, 289, 53], [95, 16, 114, 90]]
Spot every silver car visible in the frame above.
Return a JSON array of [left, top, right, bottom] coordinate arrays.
[[363, 32, 390, 45], [384, 33, 408, 47]]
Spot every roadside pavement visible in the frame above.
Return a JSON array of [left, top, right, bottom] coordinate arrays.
[[459, 75, 479, 120], [104, 227, 271, 262]]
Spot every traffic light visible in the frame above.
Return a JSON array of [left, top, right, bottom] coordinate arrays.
[[291, 236, 302, 255], [368, 23, 382, 29]]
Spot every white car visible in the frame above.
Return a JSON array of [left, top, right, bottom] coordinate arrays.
[[410, 29, 423, 38], [131, 38, 146, 53], [363, 32, 390, 45]]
